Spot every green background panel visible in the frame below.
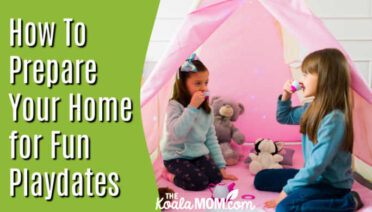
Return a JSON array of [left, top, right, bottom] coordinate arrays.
[[0, 0, 160, 211]]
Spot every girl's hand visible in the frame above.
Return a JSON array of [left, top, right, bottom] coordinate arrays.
[[264, 190, 287, 208], [282, 80, 294, 101], [220, 168, 238, 181], [190, 91, 205, 108], [264, 199, 278, 208]]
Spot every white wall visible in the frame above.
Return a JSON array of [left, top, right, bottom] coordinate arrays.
[[143, 0, 194, 78], [306, 0, 372, 88], [143, 0, 372, 88]]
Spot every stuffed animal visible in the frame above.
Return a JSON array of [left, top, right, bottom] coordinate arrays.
[[249, 138, 285, 175], [210, 96, 245, 166]]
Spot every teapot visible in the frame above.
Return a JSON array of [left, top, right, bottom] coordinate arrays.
[[208, 182, 235, 200]]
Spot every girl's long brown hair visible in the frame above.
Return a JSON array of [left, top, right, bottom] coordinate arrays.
[[300, 48, 354, 152], [171, 60, 211, 114]]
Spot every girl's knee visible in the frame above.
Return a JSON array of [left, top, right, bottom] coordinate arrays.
[[187, 174, 209, 191], [276, 198, 293, 212], [275, 201, 287, 212], [216, 172, 223, 183], [254, 170, 270, 190], [210, 170, 223, 184]]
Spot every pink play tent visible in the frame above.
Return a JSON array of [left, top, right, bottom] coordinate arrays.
[[141, 0, 372, 188]]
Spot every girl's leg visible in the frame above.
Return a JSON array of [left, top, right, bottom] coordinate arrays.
[[163, 158, 210, 191], [299, 193, 355, 212], [192, 156, 223, 184], [276, 183, 354, 212], [254, 168, 299, 192]]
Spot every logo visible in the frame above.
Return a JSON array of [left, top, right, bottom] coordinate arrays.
[[155, 189, 257, 211]]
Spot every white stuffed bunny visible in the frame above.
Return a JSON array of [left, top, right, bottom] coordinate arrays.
[[249, 138, 285, 175]]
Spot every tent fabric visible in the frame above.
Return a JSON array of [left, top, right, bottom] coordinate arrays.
[[258, 0, 372, 104], [198, 0, 302, 141], [141, 0, 244, 107], [353, 91, 372, 167], [141, 0, 372, 184]]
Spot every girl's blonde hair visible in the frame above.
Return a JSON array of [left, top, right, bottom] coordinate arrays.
[[300, 48, 354, 152]]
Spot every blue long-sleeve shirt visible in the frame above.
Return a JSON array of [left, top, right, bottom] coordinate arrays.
[[276, 95, 354, 194], [161, 100, 226, 168]]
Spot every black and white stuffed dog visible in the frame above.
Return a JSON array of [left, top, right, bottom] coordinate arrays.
[[249, 138, 285, 175]]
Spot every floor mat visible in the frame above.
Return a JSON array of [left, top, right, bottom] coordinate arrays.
[[156, 144, 372, 212]]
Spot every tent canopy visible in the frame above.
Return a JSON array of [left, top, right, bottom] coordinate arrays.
[[141, 0, 372, 184]]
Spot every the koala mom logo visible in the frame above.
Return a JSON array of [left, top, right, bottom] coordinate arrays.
[[155, 189, 257, 210]]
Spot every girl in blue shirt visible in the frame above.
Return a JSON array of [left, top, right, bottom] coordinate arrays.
[[254, 48, 363, 211]]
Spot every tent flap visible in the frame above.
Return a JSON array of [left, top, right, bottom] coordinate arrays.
[[141, 0, 244, 107]]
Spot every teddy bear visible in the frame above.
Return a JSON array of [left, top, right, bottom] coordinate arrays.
[[210, 96, 245, 166], [249, 138, 285, 175]]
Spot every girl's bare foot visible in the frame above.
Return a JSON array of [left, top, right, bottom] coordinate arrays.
[[162, 169, 175, 183]]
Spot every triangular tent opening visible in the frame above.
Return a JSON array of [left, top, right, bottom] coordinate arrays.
[[141, 0, 372, 188]]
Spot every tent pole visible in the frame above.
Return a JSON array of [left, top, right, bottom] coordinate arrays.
[[190, 0, 202, 11], [190, 0, 203, 54]]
